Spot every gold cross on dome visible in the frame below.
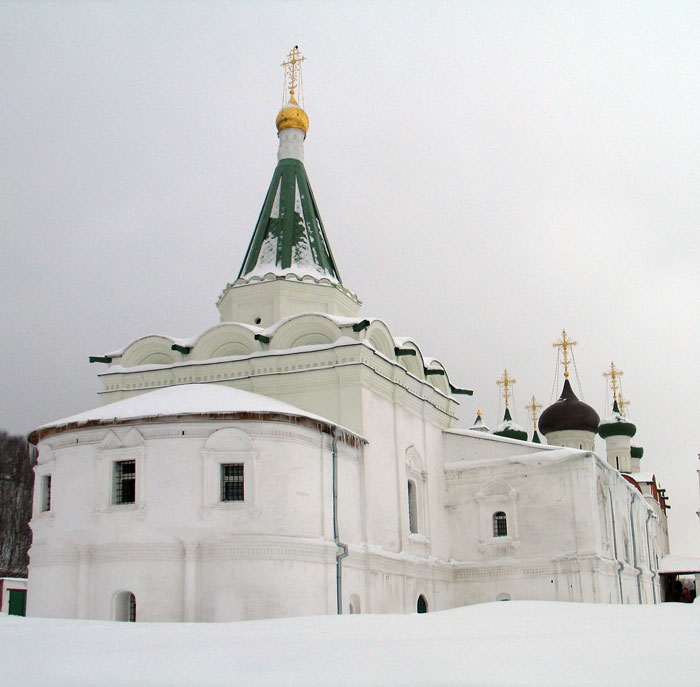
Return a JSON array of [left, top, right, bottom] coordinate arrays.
[[497, 369, 516, 409], [281, 46, 305, 103], [525, 396, 543, 431], [618, 392, 631, 417], [553, 329, 577, 379], [603, 361, 623, 403]]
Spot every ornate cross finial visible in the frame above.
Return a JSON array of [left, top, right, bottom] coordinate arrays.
[[603, 361, 623, 403], [525, 395, 543, 432], [618, 392, 631, 417], [477, 407, 482, 416], [497, 369, 516, 409], [553, 329, 577, 379], [281, 45, 305, 104]]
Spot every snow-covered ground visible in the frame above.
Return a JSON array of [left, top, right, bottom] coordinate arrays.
[[1, 601, 698, 686]]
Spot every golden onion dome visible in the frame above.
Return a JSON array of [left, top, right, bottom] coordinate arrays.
[[276, 96, 309, 135]]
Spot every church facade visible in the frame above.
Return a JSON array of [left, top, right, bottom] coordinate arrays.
[[27, 50, 670, 621]]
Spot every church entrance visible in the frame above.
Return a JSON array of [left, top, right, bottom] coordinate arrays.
[[8, 589, 26, 616], [417, 595, 428, 613]]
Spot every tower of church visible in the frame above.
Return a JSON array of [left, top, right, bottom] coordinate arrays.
[[217, 46, 360, 326], [493, 369, 527, 441], [598, 362, 639, 472], [538, 331, 600, 451]]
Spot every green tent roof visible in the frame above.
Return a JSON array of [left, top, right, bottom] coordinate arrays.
[[238, 157, 341, 283]]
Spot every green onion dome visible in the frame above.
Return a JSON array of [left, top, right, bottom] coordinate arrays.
[[494, 408, 528, 441], [597, 400, 637, 439], [630, 445, 644, 459], [539, 379, 600, 435]]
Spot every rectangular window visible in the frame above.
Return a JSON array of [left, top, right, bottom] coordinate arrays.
[[114, 460, 136, 505], [221, 463, 244, 502], [41, 474, 52, 512], [407, 480, 418, 534]]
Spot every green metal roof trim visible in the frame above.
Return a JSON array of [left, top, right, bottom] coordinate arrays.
[[630, 445, 644, 459], [598, 401, 637, 439], [494, 427, 529, 441], [493, 407, 528, 441], [238, 158, 341, 282]]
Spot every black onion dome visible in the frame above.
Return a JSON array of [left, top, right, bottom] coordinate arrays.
[[538, 379, 600, 435], [598, 400, 637, 439]]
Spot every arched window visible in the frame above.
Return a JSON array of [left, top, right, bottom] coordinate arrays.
[[407, 480, 418, 534], [349, 594, 361, 614], [493, 511, 507, 537], [114, 591, 136, 622], [417, 594, 428, 614]]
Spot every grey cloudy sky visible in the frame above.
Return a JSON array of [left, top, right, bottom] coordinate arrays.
[[2, 1, 699, 556]]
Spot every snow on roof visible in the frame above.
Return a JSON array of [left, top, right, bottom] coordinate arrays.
[[444, 446, 574, 472], [659, 554, 700, 574], [104, 314, 368, 361], [100, 338, 361, 376], [628, 472, 655, 484], [601, 411, 635, 425], [241, 264, 339, 284], [36, 383, 337, 432], [445, 428, 557, 448], [495, 419, 526, 433]]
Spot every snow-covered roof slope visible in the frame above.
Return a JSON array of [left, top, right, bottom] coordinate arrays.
[[628, 472, 656, 484], [35, 384, 335, 432], [237, 157, 341, 284], [659, 554, 700, 574]]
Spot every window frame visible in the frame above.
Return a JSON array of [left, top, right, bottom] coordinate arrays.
[[492, 511, 508, 537], [113, 459, 136, 505], [95, 432, 146, 515], [407, 479, 419, 534], [220, 463, 245, 502], [33, 455, 56, 519], [41, 474, 52, 512], [201, 428, 257, 513]]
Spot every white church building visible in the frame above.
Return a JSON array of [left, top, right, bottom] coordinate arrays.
[[27, 49, 671, 622]]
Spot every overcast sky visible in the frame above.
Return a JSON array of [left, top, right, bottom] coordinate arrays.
[[2, 1, 699, 556]]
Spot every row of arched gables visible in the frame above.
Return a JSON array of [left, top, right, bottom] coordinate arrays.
[[97, 314, 459, 396]]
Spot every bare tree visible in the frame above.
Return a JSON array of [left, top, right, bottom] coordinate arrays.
[[0, 431, 36, 577]]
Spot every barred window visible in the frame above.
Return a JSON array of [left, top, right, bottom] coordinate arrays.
[[493, 511, 507, 537], [128, 593, 136, 622], [114, 460, 136, 505], [221, 463, 244, 502], [115, 591, 136, 622], [41, 474, 52, 512], [407, 480, 418, 534]]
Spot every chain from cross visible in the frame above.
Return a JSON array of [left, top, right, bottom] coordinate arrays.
[[525, 395, 542, 431], [618, 393, 631, 417], [497, 369, 516, 409], [603, 361, 623, 403], [553, 329, 577, 380], [281, 46, 305, 103]]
